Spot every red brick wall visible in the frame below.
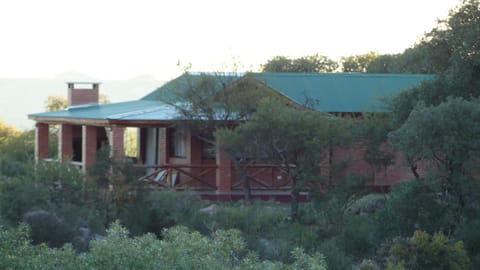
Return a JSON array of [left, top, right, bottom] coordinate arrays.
[[68, 83, 99, 106], [189, 134, 202, 164], [330, 144, 420, 186]]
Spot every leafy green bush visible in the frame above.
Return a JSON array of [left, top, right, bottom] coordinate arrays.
[[0, 221, 327, 270], [317, 237, 354, 270], [341, 214, 378, 258], [454, 218, 480, 268], [0, 161, 109, 248], [0, 175, 50, 224], [23, 210, 73, 247], [374, 179, 456, 239], [0, 223, 77, 270], [0, 129, 35, 177], [386, 230, 471, 270], [143, 190, 208, 235], [214, 200, 287, 235]]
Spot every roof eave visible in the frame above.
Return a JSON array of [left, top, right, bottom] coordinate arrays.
[[29, 115, 176, 128]]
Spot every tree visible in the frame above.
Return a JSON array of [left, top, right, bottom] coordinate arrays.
[[389, 98, 480, 211], [44, 93, 110, 111], [386, 230, 470, 270], [44, 95, 68, 112], [0, 119, 20, 146], [341, 52, 379, 72], [0, 120, 34, 177], [262, 54, 338, 72], [160, 73, 269, 141], [158, 72, 273, 200], [366, 42, 449, 74], [366, 0, 480, 75], [217, 98, 346, 220], [355, 113, 395, 173], [387, 0, 480, 124]]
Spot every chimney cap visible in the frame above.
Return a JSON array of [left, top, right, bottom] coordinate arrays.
[[66, 82, 102, 84]]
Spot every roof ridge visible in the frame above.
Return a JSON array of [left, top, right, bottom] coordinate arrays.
[[254, 72, 435, 78]]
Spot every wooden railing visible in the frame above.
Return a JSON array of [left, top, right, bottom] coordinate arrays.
[[136, 163, 293, 191], [231, 164, 291, 190], [136, 164, 217, 190]]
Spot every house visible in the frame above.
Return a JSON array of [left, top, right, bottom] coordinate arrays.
[[29, 73, 433, 200]]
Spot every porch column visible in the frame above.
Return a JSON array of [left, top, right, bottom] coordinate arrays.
[[216, 140, 232, 199], [35, 123, 49, 161], [110, 126, 125, 161], [82, 125, 97, 171], [58, 124, 73, 161], [158, 128, 168, 165]]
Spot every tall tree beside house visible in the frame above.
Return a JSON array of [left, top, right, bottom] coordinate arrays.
[[389, 98, 480, 211], [216, 98, 349, 221], [354, 113, 398, 179], [158, 72, 273, 200], [262, 54, 338, 73], [366, 0, 480, 76], [160, 73, 269, 141], [366, 42, 448, 74], [387, 0, 480, 126]]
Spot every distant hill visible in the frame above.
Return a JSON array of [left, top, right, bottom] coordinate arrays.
[[0, 73, 165, 130]]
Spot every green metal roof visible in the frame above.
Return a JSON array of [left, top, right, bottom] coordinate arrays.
[[141, 72, 240, 102], [29, 72, 434, 122], [143, 72, 433, 113], [28, 100, 179, 121], [252, 73, 434, 112]]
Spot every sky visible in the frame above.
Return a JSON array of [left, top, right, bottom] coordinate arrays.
[[0, 0, 460, 81]]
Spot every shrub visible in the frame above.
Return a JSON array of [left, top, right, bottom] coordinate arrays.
[[214, 200, 287, 236], [144, 190, 208, 236], [0, 223, 77, 270], [341, 214, 378, 258], [454, 218, 480, 268], [374, 179, 456, 239], [1, 220, 328, 269], [0, 175, 50, 224], [386, 230, 471, 270], [317, 237, 354, 270], [23, 210, 73, 247]]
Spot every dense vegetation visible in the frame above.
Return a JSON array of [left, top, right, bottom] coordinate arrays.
[[1, 0, 480, 269]]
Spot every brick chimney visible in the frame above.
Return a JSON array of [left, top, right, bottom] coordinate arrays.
[[67, 82, 100, 107]]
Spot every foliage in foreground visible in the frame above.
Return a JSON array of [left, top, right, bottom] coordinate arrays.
[[0, 221, 326, 270], [385, 230, 470, 270]]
